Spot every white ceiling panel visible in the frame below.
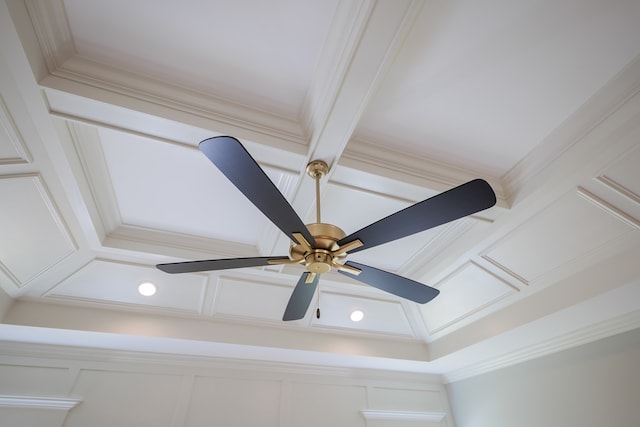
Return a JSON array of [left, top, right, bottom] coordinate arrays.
[[484, 190, 635, 283], [0, 175, 75, 287], [319, 182, 441, 271], [48, 259, 207, 313], [97, 127, 299, 244], [421, 261, 516, 333], [312, 291, 413, 336], [63, 0, 340, 118], [356, 0, 640, 175], [213, 276, 293, 321]]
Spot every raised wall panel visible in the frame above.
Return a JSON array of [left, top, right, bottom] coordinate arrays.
[[48, 259, 207, 313], [0, 407, 69, 427], [0, 365, 70, 395], [484, 190, 634, 283], [286, 382, 367, 427], [312, 292, 414, 336], [0, 175, 75, 287], [368, 387, 444, 412], [64, 370, 183, 427], [213, 276, 292, 320], [0, 96, 31, 164], [421, 262, 516, 333], [185, 377, 281, 427]]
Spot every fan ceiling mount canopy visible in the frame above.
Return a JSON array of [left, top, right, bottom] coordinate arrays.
[[157, 136, 497, 321]]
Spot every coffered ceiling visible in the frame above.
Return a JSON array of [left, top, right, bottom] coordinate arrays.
[[1, 0, 639, 381]]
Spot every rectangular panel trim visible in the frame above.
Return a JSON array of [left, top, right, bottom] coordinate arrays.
[[360, 409, 446, 421], [0, 394, 81, 410], [577, 186, 640, 229]]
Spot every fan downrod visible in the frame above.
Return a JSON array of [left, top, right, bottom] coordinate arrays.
[[282, 160, 363, 276]]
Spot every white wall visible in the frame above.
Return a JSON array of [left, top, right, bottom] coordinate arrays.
[[446, 327, 640, 427], [0, 340, 454, 427]]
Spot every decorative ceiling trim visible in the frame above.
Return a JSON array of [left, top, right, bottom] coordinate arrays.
[[300, 0, 374, 138], [360, 409, 446, 421], [24, 0, 76, 72], [0, 394, 81, 410], [423, 260, 517, 336], [502, 54, 640, 204], [595, 175, 640, 206], [24, 0, 309, 151], [0, 173, 77, 288], [342, 137, 507, 204], [61, 120, 119, 239], [0, 95, 32, 164], [42, 56, 307, 150], [0, 335, 442, 384], [577, 186, 640, 230], [444, 309, 640, 383], [104, 224, 258, 260]]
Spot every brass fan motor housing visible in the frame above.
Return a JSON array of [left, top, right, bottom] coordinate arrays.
[[290, 223, 347, 274]]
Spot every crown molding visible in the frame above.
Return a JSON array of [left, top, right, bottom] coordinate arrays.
[[0, 336, 442, 385], [360, 409, 446, 421], [104, 224, 258, 260], [23, 0, 309, 151], [503, 55, 640, 204], [300, 0, 374, 137], [42, 55, 308, 152], [24, 0, 76, 72], [444, 309, 640, 383], [0, 394, 81, 410], [342, 137, 508, 206]]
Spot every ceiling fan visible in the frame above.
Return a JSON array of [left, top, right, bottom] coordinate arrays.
[[157, 136, 496, 321]]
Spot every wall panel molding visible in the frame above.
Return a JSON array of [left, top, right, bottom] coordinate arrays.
[[0, 394, 80, 410]]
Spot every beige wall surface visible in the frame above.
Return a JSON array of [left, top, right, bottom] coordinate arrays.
[[447, 327, 640, 427]]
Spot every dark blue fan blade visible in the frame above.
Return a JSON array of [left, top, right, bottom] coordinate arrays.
[[338, 179, 495, 253], [200, 136, 315, 245], [156, 256, 289, 274], [339, 261, 439, 303], [283, 272, 319, 321]]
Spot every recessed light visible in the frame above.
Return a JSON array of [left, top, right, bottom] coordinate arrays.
[[138, 282, 156, 296], [350, 310, 364, 322]]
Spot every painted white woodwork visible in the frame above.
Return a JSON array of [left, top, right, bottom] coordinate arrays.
[[312, 291, 413, 336], [65, 370, 183, 427], [0, 0, 640, 423], [0, 342, 454, 427], [0, 175, 75, 288], [47, 259, 207, 313], [421, 262, 517, 334], [185, 377, 281, 427], [0, 365, 70, 396], [355, 0, 640, 176], [63, 0, 340, 119], [0, 97, 31, 164], [286, 382, 367, 427], [320, 181, 443, 271], [484, 190, 635, 283], [213, 276, 294, 321], [0, 394, 81, 427]]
